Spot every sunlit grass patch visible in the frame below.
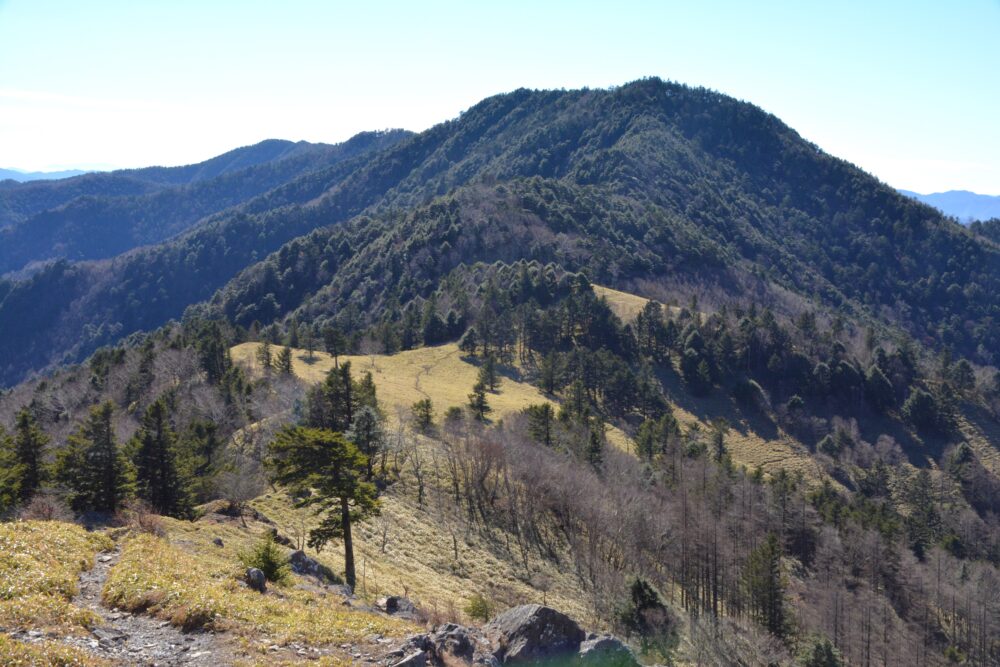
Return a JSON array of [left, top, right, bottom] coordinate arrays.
[[0, 634, 112, 667], [103, 532, 415, 645], [0, 521, 111, 633]]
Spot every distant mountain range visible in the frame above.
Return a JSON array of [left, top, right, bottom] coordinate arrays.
[[899, 189, 1000, 222], [0, 168, 89, 182]]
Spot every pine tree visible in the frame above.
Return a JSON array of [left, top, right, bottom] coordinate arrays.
[[744, 532, 787, 638], [421, 295, 448, 345], [267, 427, 378, 591], [276, 346, 293, 374], [538, 352, 560, 395], [346, 406, 385, 479], [322, 325, 346, 368], [411, 399, 434, 432], [458, 326, 479, 357], [132, 399, 188, 517], [256, 341, 273, 372], [524, 403, 555, 447], [12, 408, 49, 502], [468, 380, 491, 421], [587, 422, 605, 468], [478, 354, 499, 392], [56, 402, 132, 513]]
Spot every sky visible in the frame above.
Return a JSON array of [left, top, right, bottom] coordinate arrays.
[[1, 0, 998, 194]]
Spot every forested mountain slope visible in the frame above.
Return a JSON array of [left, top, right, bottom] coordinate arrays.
[[0, 133, 409, 274], [0, 138, 328, 228], [2, 78, 999, 391]]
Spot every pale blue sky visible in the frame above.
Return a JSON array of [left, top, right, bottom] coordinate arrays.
[[1, 0, 997, 193]]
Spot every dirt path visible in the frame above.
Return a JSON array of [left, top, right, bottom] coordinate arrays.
[[63, 544, 232, 666]]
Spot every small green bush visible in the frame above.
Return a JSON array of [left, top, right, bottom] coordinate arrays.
[[239, 532, 290, 584], [464, 592, 493, 622]]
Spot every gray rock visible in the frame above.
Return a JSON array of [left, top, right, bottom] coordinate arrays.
[[484, 604, 585, 664], [289, 549, 330, 581], [578, 635, 640, 666], [430, 622, 475, 661], [246, 567, 267, 593], [391, 649, 428, 667], [377, 595, 419, 619]]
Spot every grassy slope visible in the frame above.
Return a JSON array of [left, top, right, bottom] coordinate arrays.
[[0, 521, 114, 666], [226, 297, 822, 624], [231, 341, 633, 451], [594, 284, 821, 480], [104, 524, 414, 651]]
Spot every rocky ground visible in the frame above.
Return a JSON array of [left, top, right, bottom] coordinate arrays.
[[7, 531, 638, 667], [8, 542, 233, 666]]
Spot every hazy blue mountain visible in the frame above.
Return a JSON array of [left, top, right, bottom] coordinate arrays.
[[0, 168, 89, 182], [899, 189, 1000, 223]]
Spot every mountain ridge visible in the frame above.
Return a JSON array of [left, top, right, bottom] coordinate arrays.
[[0, 78, 997, 388], [900, 188, 1000, 222]]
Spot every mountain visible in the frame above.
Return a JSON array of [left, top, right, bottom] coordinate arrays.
[[0, 167, 89, 182], [2, 79, 998, 388], [900, 188, 1000, 222], [0, 133, 410, 274], [2, 79, 1000, 666]]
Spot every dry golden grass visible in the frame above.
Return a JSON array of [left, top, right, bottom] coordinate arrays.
[[593, 284, 654, 322], [251, 478, 594, 626], [231, 341, 632, 451], [0, 521, 112, 634], [0, 635, 112, 667], [103, 527, 415, 647]]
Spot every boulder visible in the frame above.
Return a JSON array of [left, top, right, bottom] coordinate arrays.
[[268, 527, 294, 546], [429, 623, 476, 661], [391, 649, 428, 667], [377, 595, 420, 620], [246, 567, 267, 593], [484, 604, 585, 664], [578, 635, 640, 667]]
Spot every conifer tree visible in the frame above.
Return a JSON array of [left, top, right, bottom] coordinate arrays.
[[587, 422, 605, 468], [411, 398, 434, 432], [12, 408, 49, 503], [276, 346, 293, 374], [256, 340, 273, 372], [468, 380, 490, 421], [346, 406, 385, 479], [267, 427, 378, 591], [56, 402, 132, 513], [524, 403, 555, 447], [132, 399, 187, 517], [744, 532, 787, 638], [322, 325, 345, 368], [478, 354, 499, 392]]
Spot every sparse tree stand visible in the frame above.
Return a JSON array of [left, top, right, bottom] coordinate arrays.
[[267, 426, 378, 591]]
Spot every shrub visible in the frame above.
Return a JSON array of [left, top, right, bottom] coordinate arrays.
[[617, 577, 678, 657], [17, 493, 74, 522], [464, 592, 493, 622], [238, 532, 290, 584], [115, 499, 165, 537]]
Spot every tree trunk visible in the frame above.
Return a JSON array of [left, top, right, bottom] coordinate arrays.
[[341, 496, 356, 590]]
